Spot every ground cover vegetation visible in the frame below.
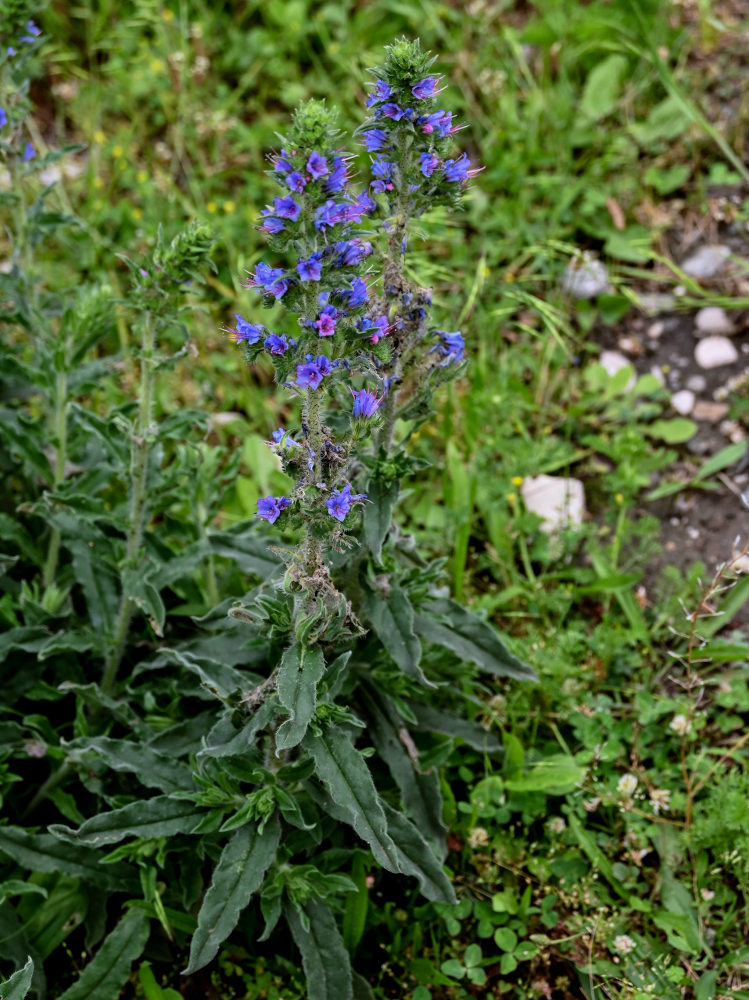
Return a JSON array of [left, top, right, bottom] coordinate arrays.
[[1, 1, 748, 998]]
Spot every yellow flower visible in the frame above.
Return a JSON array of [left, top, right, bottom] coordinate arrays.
[[223, 200, 235, 213], [206, 201, 217, 214], [162, 8, 174, 20], [93, 130, 106, 145], [511, 476, 523, 486], [136, 170, 148, 183], [150, 59, 165, 74], [112, 144, 124, 159]]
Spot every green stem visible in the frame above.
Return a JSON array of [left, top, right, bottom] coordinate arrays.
[[101, 314, 156, 694], [302, 388, 324, 579], [42, 369, 68, 593], [198, 503, 220, 606]]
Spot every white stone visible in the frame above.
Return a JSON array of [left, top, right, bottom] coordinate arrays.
[[694, 336, 739, 369], [561, 257, 610, 299], [671, 390, 695, 415], [520, 475, 585, 534], [599, 350, 631, 377], [681, 244, 731, 279], [647, 320, 665, 339], [686, 374, 707, 392], [639, 293, 676, 315], [733, 555, 749, 574], [695, 306, 735, 336], [649, 365, 666, 386]]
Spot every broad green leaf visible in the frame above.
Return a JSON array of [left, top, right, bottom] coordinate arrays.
[[0, 628, 48, 665], [159, 648, 257, 702], [382, 803, 455, 904], [695, 440, 747, 482], [362, 690, 446, 855], [0, 827, 134, 890], [363, 476, 399, 562], [184, 815, 280, 974], [352, 972, 376, 1000], [276, 643, 325, 751], [644, 418, 697, 444], [580, 55, 628, 120], [414, 599, 536, 681], [503, 755, 586, 793], [304, 726, 400, 872], [198, 700, 277, 760], [122, 567, 166, 633], [69, 542, 118, 634], [407, 701, 501, 753], [364, 587, 432, 688], [0, 881, 47, 905], [67, 736, 194, 793], [50, 796, 205, 847], [0, 957, 33, 1000], [342, 854, 368, 955], [208, 524, 283, 578], [630, 95, 691, 146], [57, 910, 149, 1000], [695, 969, 718, 1000], [285, 898, 353, 1000]]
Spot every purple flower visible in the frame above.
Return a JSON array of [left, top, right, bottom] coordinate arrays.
[[361, 129, 388, 151], [366, 80, 393, 107], [354, 190, 377, 215], [274, 151, 293, 174], [306, 151, 329, 179], [297, 362, 323, 389], [420, 110, 455, 137], [326, 157, 349, 193], [345, 277, 369, 308], [297, 255, 322, 281], [443, 153, 470, 182], [335, 240, 372, 267], [286, 170, 307, 192], [257, 495, 292, 523], [371, 156, 394, 181], [433, 330, 465, 366], [233, 314, 263, 344], [250, 261, 289, 298], [22, 142, 35, 162], [315, 354, 332, 376], [316, 310, 337, 337], [419, 152, 440, 177], [351, 387, 383, 418], [264, 333, 290, 355], [380, 103, 404, 121], [412, 76, 440, 100], [272, 427, 300, 448], [260, 217, 285, 234], [0, 108, 6, 129], [370, 315, 391, 344], [274, 195, 301, 220], [326, 483, 366, 522], [26, 19, 41, 36]]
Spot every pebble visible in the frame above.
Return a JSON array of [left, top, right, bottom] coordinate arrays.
[[686, 374, 707, 392], [694, 336, 739, 369], [695, 306, 735, 336], [561, 257, 610, 299], [618, 335, 644, 355], [686, 526, 700, 540], [520, 475, 586, 534], [599, 350, 631, 377], [639, 293, 676, 315], [734, 555, 749, 574], [647, 320, 665, 339], [681, 244, 731, 279], [719, 419, 745, 443], [692, 401, 729, 422], [671, 390, 695, 415], [649, 365, 666, 386]]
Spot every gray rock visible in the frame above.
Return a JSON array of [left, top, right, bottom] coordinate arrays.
[[639, 293, 676, 315], [695, 306, 735, 336], [599, 350, 631, 377], [671, 390, 695, 415], [520, 475, 586, 534], [686, 374, 707, 392], [681, 244, 731, 279], [561, 257, 610, 299], [694, 336, 739, 369]]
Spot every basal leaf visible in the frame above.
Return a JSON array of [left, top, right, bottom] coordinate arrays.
[[407, 701, 501, 753], [285, 898, 353, 1000], [0, 827, 134, 890], [50, 796, 206, 847], [57, 910, 149, 1000], [304, 726, 400, 873], [381, 803, 455, 904], [364, 586, 432, 688], [415, 599, 536, 681], [0, 957, 33, 1000], [276, 643, 325, 751], [67, 736, 194, 793], [184, 815, 280, 974], [363, 476, 399, 562]]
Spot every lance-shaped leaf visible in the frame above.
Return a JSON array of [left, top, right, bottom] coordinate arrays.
[[382, 803, 456, 904], [49, 796, 206, 848], [361, 689, 446, 857], [303, 727, 400, 873], [285, 898, 353, 1000], [184, 815, 280, 974], [0, 827, 134, 890], [276, 643, 325, 751], [363, 476, 399, 562], [407, 701, 502, 753], [199, 700, 277, 760], [0, 957, 33, 1000], [57, 910, 149, 1000], [66, 736, 194, 793], [414, 598, 536, 681], [364, 586, 433, 688]]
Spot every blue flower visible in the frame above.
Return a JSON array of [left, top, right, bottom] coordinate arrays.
[[22, 142, 35, 162], [316, 308, 337, 337], [0, 108, 7, 129], [297, 255, 322, 281], [297, 362, 323, 389], [443, 153, 475, 183], [234, 314, 263, 344], [419, 152, 440, 177], [351, 388, 383, 418], [419, 110, 456, 137], [380, 103, 404, 121], [272, 427, 300, 448], [371, 156, 394, 181], [326, 157, 349, 193], [264, 333, 290, 355], [315, 354, 333, 376], [326, 483, 366, 522], [345, 277, 369, 307], [412, 76, 440, 99], [433, 330, 465, 366], [361, 129, 388, 151], [335, 240, 372, 267], [273, 195, 301, 220], [366, 79, 393, 107], [286, 170, 307, 192], [257, 495, 292, 523], [306, 151, 329, 179], [251, 261, 288, 298], [274, 151, 293, 174], [260, 217, 285, 234]]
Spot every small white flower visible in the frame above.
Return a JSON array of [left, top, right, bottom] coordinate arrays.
[[549, 817, 566, 834], [467, 826, 490, 849], [617, 774, 638, 797], [613, 934, 635, 955], [649, 787, 671, 815], [583, 797, 601, 812], [669, 713, 691, 736], [700, 888, 715, 902]]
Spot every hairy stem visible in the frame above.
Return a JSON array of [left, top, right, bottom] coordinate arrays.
[[42, 368, 69, 593]]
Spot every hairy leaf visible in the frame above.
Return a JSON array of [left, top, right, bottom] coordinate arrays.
[[0, 957, 33, 1000], [363, 476, 399, 562], [0, 827, 134, 889], [50, 797, 205, 847], [67, 736, 194, 793], [415, 599, 536, 681], [184, 815, 280, 974], [276, 643, 325, 751], [364, 586, 433, 688], [407, 701, 501, 753], [304, 727, 400, 872], [57, 910, 149, 1000], [285, 898, 353, 1000], [382, 803, 455, 903]]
